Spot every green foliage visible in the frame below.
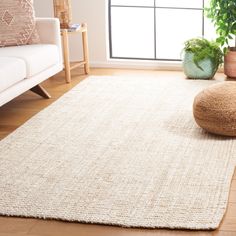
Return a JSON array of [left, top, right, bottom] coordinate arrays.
[[183, 38, 223, 70], [205, 0, 236, 51]]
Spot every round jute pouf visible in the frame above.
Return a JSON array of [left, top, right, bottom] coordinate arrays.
[[193, 82, 236, 136]]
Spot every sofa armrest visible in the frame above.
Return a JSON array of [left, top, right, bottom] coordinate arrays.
[[36, 18, 62, 63], [36, 17, 60, 45]]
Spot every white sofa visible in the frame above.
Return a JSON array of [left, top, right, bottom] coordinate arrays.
[[0, 18, 63, 107]]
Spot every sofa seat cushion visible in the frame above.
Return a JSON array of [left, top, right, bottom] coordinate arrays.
[[0, 44, 60, 78], [0, 57, 26, 93]]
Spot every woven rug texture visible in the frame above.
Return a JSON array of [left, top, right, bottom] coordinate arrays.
[[0, 76, 235, 230]]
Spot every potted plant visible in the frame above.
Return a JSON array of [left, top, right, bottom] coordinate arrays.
[[182, 38, 223, 79], [205, 0, 236, 78]]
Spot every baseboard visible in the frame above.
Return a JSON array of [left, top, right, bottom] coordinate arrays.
[[69, 58, 225, 73], [89, 60, 183, 71]]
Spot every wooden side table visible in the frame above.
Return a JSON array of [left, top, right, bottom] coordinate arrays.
[[61, 23, 90, 83]]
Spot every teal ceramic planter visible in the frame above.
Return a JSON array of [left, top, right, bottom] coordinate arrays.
[[183, 52, 217, 79]]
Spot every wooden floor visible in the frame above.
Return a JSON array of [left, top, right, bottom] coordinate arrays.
[[0, 68, 235, 236]]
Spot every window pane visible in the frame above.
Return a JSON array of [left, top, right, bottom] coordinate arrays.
[[156, 0, 203, 8], [204, 16, 234, 46], [204, 17, 217, 41], [155, 9, 203, 59], [204, 0, 211, 8], [111, 0, 154, 7], [111, 7, 155, 58]]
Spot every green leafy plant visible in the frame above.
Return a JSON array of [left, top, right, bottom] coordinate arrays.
[[183, 38, 223, 70], [205, 0, 236, 52]]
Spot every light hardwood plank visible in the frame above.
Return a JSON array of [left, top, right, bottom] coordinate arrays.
[[229, 191, 236, 203], [219, 203, 236, 231], [215, 232, 236, 236], [231, 180, 236, 191], [0, 217, 37, 235], [28, 219, 214, 236], [233, 171, 236, 180]]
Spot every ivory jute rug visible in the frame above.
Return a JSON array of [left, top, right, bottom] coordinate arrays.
[[0, 76, 236, 230]]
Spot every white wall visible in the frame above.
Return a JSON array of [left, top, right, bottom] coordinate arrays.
[[34, 0, 108, 63], [34, 0, 181, 69]]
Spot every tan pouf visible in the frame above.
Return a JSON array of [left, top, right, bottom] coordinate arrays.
[[193, 82, 236, 136]]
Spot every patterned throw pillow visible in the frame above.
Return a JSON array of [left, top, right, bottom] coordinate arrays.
[[0, 0, 40, 47]]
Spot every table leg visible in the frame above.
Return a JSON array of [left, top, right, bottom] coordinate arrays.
[[82, 27, 90, 74], [61, 30, 71, 83]]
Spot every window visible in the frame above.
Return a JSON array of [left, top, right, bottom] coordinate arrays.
[[109, 0, 216, 61]]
